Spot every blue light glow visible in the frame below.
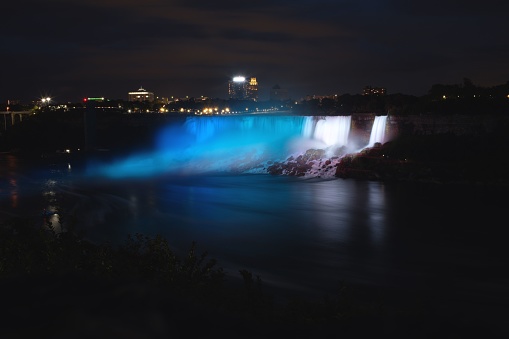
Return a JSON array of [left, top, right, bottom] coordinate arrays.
[[87, 115, 362, 179]]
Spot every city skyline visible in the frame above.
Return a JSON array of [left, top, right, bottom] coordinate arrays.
[[2, 1, 508, 103]]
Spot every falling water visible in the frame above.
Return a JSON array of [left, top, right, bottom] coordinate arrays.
[[184, 115, 351, 147], [303, 116, 351, 147], [87, 115, 354, 178], [367, 116, 387, 147], [183, 115, 309, 143]]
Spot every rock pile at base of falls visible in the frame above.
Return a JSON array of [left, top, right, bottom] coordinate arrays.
[[266, 147, 349, 178]]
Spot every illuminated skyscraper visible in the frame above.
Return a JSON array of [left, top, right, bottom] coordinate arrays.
[[228, 76, 258, 100], [246, 77, 258, 101], [228, 76, 246, 99]]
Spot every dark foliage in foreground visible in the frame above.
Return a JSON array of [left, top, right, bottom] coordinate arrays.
[[1, 217, 505, 338], [0, 217, 226, 297], [0, 217, 383, 338]]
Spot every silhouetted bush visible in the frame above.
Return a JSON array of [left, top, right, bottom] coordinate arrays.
[[1, 212, 504, 337]]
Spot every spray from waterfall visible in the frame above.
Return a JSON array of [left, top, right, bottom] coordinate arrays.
[[85, 115, 384, 178]]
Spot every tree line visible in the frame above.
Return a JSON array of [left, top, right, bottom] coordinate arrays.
[[293, 79, 509, 116]]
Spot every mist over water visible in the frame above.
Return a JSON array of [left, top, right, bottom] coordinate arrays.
[[1, 157, 506, 308], [1, 115, 507, 331], [0, 114, 393, 292], [88, 115, 384, 179]]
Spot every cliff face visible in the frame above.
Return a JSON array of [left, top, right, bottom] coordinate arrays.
[[335, 130, 509, 186], [385, 114, 505, 137], [347, 114, 508, 148], [270, 114, 509, 185]]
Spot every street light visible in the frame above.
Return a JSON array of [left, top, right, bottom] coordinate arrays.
[[41, 97, 51, 107]]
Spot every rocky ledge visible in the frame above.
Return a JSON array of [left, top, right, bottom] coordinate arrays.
[[266, 147, 348, 178], [266, 133, 509, 186]]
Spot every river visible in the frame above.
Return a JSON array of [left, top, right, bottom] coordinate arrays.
[[1, 152, 507, 318]]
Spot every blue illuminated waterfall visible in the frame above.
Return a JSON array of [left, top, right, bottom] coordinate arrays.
[[90, 115, 387, 178], [183, 115, 351, 147]]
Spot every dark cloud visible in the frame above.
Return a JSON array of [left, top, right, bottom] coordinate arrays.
[[1, 0, 508, 102], [219, 28, 293, 42], [386, 0, 509, 16]]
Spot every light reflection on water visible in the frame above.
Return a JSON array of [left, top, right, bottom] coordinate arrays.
[[0, 154, 506, 302]]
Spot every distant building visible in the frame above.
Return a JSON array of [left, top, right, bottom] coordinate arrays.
[[155, 97, 170, 104], [270, 84, 289, 101], [228, 76, 258, 100], [228, 76, 246, 99], [246, 77, 258, 101], [128, 87, 155, 102], [83, 97, 105, 102], [304, 94, 338, 102], [362, 86, 386, 96], [6, 99, 21, 106]]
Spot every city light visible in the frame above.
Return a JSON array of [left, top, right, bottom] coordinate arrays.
[[40, 97, 52, 107], [233, 76, 246, 82]]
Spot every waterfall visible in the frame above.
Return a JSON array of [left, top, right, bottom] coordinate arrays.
[[90, 115, 353, 178], [309, 116, 351, 147], [183, 115, 351, 148], [183, 115, 309, 143], [368, 116, 387, 147]]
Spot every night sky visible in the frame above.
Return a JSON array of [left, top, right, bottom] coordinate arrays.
[[2, 0, 508, 103]]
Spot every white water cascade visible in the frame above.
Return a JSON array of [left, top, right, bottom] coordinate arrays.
[[367, 115, 387, 147], [90, 115, 384, 178], [184, 115, 352, 148], [303, 116, 352, 147]]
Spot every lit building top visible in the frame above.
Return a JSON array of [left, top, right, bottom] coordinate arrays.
[[128, 87, 155, 102], [228, 76, 258, 101]]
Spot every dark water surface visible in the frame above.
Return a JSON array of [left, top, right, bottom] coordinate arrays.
[[1, 153, 508, 331]]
